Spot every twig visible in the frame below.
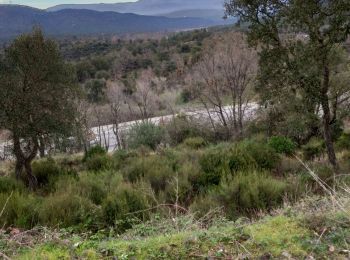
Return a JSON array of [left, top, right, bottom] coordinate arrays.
[[0, 191, 13, 219], [316, 228, 327, 245]]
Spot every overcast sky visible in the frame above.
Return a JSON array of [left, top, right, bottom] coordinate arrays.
[[0, 0, 137, 9]]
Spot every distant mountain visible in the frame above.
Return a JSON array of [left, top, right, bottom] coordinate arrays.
[[0, 5, 221, 40], [47, 0, 225, 17], [160, 9, 225, 19]]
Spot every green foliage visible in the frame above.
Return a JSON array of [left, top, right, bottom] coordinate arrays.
[[299, 164, 334, 194], [0, 192, 40, 228], [84, 145, 107, 161], [212, 171, 287, 218], [268, 136, 296, 156], [39, 192, 99, 228], [182, 137, 207, 149], [166, 116, 204, 145], [85, 79, 107, 103], [0, 177, 24, 193], [85, 154, 112, 172], [302, 138, 325, 161], [238, 141, 280, 171], [199, 141, 280, 188], [122, 155, 174, 193], [32, 158, 61, 187], [336, 132, 350, 150], [102, 183, 149, 232], [127, 122, 166, 150], [0, 28, 78, 187]]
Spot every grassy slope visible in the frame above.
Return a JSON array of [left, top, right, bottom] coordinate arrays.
[[13, 207, 350, 259]]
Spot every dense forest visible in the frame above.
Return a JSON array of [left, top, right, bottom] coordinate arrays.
[[0, 1, 350, 259]]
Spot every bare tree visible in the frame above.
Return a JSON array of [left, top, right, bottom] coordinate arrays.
[[131, 69, 158, 121], [191, 32, 256, 139], [107, 82, 127, 150]]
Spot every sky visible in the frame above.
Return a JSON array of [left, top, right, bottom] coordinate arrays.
[[0, 0, 137, 9]]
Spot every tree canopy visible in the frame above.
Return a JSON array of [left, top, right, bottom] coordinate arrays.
[[0, 28, 78, 188]]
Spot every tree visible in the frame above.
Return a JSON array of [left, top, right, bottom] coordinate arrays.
[[225, 0, 350, 168], [107, 82, 127, 150], [0, 29, 78, 188], [85, 79, 107, 103], [191, 32, 256, 139]]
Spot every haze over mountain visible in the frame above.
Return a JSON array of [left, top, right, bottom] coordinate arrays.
[[0, 5, 222, 40], [47, 0, 226, 19]]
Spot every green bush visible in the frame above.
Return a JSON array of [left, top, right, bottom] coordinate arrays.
[[199, 145, 230, 187], [199, 141, 278, 188], [39, 192, 99, 228], [112, 149, 137, 170], [32, 158, 61, 187], [0, 177, 24, 193], [165, 116, 205, 145], [238, 141, 280, 170], [102, 183, 149, 232], [85, 154, 112, 172], [0, 192, 40, 228], [336, 133, 350, 150], [122, 155, 174, 193], [212, 171, 287, 219], [302, 138, 325, 161], [127, 122, 166, 150], [268, 136, 296, 156], [182, 137, 207, 149], [83, 145, 107, 161]]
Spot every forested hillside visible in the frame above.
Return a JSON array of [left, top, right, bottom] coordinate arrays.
[[0, 1, 349, 259]]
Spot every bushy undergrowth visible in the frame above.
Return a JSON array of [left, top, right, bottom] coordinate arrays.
[[127, 122, 166, 150], [191, 171, 288, 218], [0, 136, 346, 234]]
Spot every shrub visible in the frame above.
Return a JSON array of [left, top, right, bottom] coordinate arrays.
[[0, 192, 40, 228], [199, 145, 230, 187], [336, 133, 350, 150], [85, 154, 112, 172], [0, 177, 24, 193], [39, 192, 99, 228], [268, 136, 296, 156], [76, 173, 108, 205], [127, 122, 166, 150], [182, 137, 207, 149], [199, 142, 272, 188], [122, 155, 174, 193], [101, 183, 149, 232], [302, 138, 325, 161], [299, 163, 334, 194], [112, 149, 138, 170], [212, 171, 287, 219], [83, 145, 107, 162], [165, 116, 206, 145], [32, 158, 61, 187], [238, 141, 280, 170]]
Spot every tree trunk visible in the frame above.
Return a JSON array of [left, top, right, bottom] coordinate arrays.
[[24, 159, 38, 189], [12, 133, 39, 189], [321, 65, 338, 169], [38, 136, 45, 158]]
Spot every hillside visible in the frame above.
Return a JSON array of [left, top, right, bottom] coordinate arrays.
[[0, 5, 220, 39], [47, 0, 225, 16]]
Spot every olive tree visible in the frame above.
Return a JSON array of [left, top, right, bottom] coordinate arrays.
[[0, 29, 78, 188], [225, 0, 350, 168]]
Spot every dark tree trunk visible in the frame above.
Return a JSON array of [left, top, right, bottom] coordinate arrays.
[[24, 159, 38, 189], [321, 65, 338, 169], [12, 133, 39, 189], [39, 136, 45, 158]]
